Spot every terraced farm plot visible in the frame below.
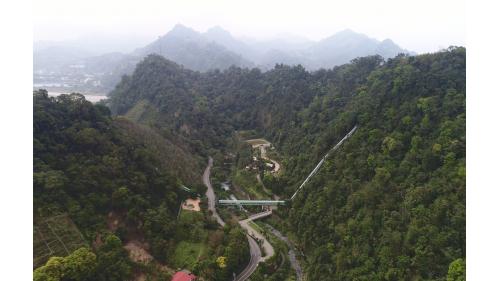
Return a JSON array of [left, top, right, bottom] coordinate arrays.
[[33, 214, 87, 268]]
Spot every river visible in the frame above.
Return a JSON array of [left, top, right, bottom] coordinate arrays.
[[46, 91, 108, 103]]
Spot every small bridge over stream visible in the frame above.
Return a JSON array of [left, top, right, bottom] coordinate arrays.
[[218, 199, 286, 206]]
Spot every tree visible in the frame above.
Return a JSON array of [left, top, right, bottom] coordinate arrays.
[[34, 248, 96, 281], [216, 256, 227, 268], [94, 235, 132, 281], [62, 247, 97, 280], [33, 257, 65, 281], [447, 258, 465, 281]]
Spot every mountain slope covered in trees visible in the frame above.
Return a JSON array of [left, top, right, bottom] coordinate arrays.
[[34, 90, 252, 281], [282, 48, 465, 280], [107, 46, 465, 280]]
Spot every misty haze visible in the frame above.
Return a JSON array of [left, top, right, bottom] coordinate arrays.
[[34, 25, 416, 96]]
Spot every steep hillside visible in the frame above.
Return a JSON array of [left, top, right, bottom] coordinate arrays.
[[283, 48, 466, 280], [33, 90, 206, 279], [108, 53, 385, 153], [107, 46, 465, 280]]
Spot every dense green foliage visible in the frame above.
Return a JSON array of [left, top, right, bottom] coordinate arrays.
[[34, 90, 200, 233], [34, 247, 97, 281], [284, 48, 466, 280], [34, 91, 202, 277], [447, 258, 465, 281], [34, 235, 134, 281], [34, 90, 252, 280], [108, 47, 465, 280]]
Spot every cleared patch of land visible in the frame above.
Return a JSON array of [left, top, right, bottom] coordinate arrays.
[[171, 210, 209, 270], [172, 241, 207, 269], [233, 170, 272, 199], [124, 240, 153, 263], [182, 198, 201, 211]]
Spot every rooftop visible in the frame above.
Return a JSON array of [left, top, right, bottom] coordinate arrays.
[[171, 271, 197, 281]]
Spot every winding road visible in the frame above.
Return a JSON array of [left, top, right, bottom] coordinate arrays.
[[239, 210, 274, 261], [236, 237, 261, 281], [202, 157, 262, 281], [202, 127, 357, 280], [203, 157, 225, 227]]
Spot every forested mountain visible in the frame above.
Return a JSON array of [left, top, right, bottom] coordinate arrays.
[[34, 92, 183, 278], [282, 48, 465, 280], [107, 46, 465, 280], [34, 90, 252, 281]]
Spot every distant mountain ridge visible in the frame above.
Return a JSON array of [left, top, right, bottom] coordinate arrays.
[[33, 24, 414, 94], [175, 25, 413, 69], [306, 29, 414, 67], [134, 24, 253, 71]]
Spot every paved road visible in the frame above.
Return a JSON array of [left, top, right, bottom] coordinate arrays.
[[235, 210, 275, 281], [239, 210, 274, 261], [236, 235, 261, 281], [247, 210, 273, 221], [203, 157, 262, 281], [264, 224, 304, 281], [203, 157, 225, 227]]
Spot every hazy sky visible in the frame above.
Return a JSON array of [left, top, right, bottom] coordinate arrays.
[[33, 0, 465, 54]]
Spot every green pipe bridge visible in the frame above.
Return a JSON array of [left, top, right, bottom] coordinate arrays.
[[218, 199, 286, 206]]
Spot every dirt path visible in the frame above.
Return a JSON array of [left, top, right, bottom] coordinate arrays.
[[124, 240, 153, 263], [258, 145, 281, 174]]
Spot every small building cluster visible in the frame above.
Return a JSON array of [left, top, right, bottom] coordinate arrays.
[[245, 156, 276, 172]]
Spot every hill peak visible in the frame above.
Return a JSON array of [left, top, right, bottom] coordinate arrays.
[[167, 24, 200, 37], [206, 26, 231, 35]]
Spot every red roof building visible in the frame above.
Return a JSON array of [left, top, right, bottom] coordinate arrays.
[[171, 271, 197, 281]]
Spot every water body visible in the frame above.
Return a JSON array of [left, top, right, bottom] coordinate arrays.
[[46, 92, 108, 103]]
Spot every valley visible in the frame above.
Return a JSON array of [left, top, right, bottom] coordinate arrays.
[[33, 46, 465, 281]]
